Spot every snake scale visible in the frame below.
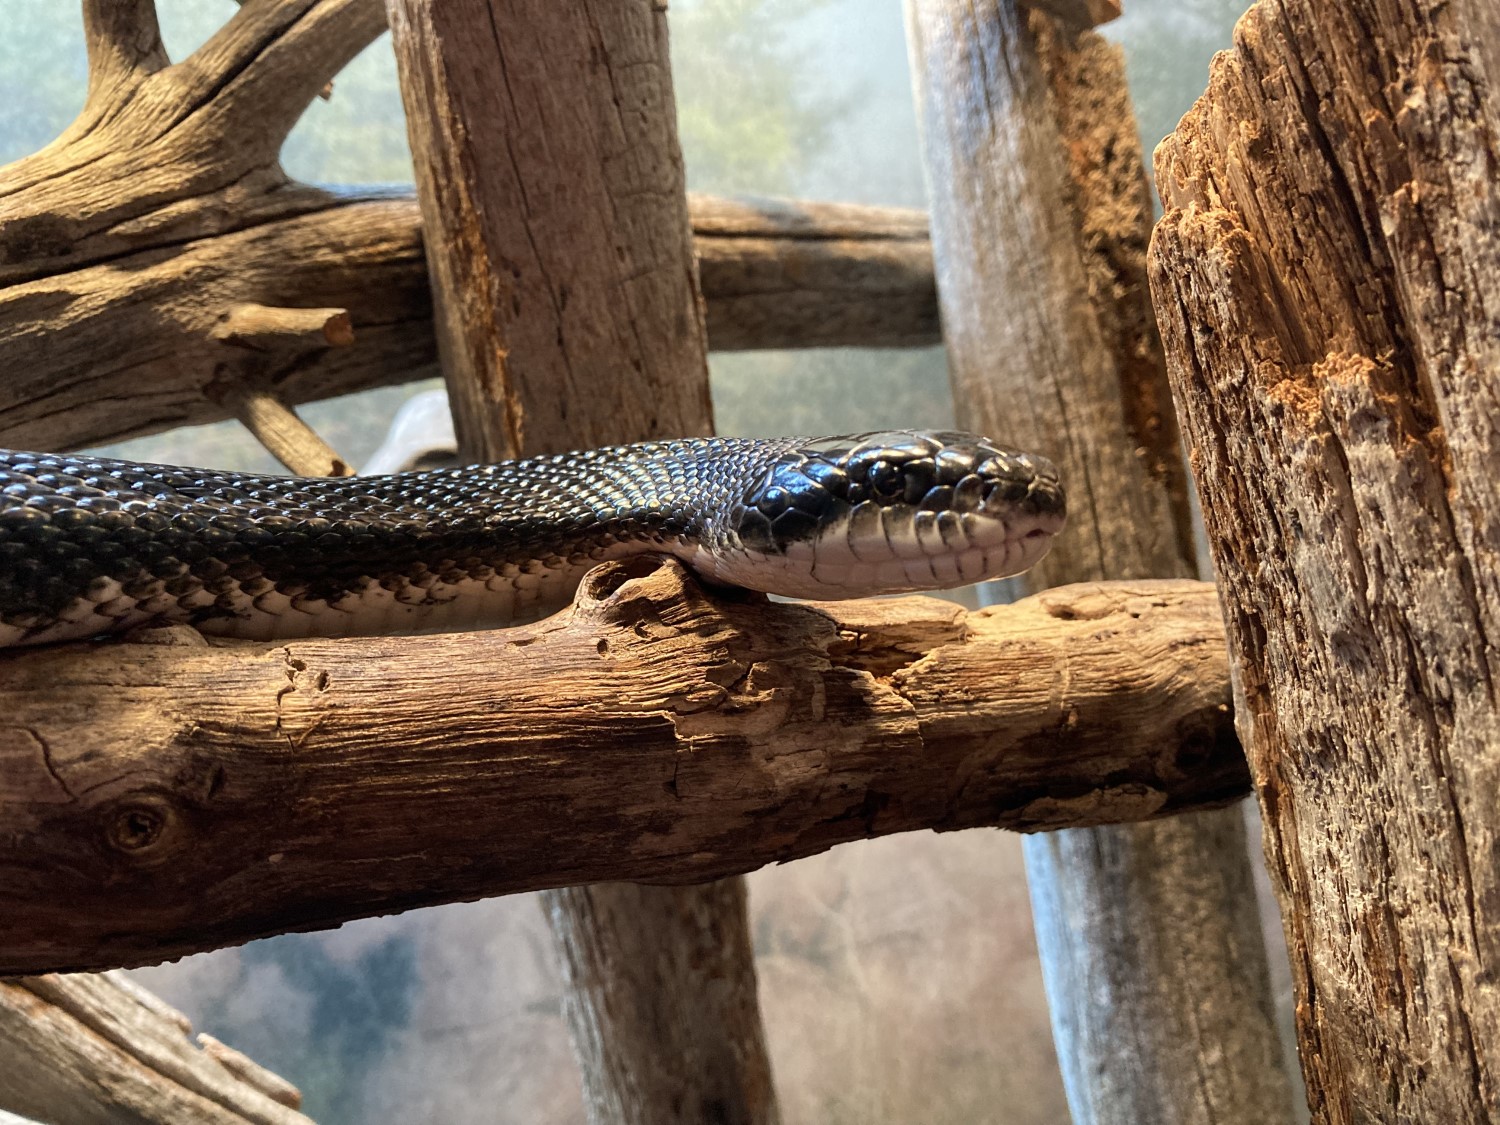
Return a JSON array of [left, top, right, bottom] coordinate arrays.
[[0, 430, 1065, 648]]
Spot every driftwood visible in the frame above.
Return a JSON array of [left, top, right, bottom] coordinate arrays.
[[0, 972, 308, 1125], [0, 0, 939, 457], [385, 1, 777, 1121], [904, 2, 1294, 1120], [1150, 0, 1500, 1120], [0, 566, 1245, 977]]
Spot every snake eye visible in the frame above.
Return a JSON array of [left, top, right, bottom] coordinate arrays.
[[868, 460, 904, 500]]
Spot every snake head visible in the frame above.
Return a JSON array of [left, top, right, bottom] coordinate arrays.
[[711, 430, 1066, 599]]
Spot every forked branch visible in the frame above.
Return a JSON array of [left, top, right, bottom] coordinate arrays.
[[0, 0, 388, 286], [80, 0, 169, 111]]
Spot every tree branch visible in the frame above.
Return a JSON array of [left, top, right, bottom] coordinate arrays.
[[0, 0, 381, 281], [0, 972, 310, 1124], [0, 566, 1246, 976], [81, 0, 170, 112], [197, 0, 389, 152], [0, 194, 939, 453]]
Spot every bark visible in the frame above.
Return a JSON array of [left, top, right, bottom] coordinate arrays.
[[384, 0, 771, 1120], [0, 972, 308, 1125], [690, 194, 938, 351], [0, 567, 1244, 977], [905, 2, 1295, 1121], [1016, 0, 1121, 29], [0, 6, 939, 456], [1149, 0, 1500, 1120], [0, 191, 936, 456]]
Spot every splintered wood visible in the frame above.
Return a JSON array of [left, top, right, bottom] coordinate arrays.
[[1149, 0, 1500, 1119]]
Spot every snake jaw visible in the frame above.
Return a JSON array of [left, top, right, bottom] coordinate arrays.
[[705, 430, 1065, 600]]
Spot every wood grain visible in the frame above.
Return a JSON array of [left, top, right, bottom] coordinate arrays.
[[0, 190, 940, 456], [0, 566, 1245, 977], [0, 972, 309, 1125], [904, 2, 1295, 1120], [1150, 0, 1500, 1119], [386, 1, 774, 1119], [0, 7, 940, 456]]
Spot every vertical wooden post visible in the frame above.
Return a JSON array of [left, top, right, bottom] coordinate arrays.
[[1150, 0, 1500, 1119], [385, 2, 778, 1121], [903, 2, 1296, 1120]]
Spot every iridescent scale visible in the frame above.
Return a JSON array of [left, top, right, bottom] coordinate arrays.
[[0, 433, 1065, 647]]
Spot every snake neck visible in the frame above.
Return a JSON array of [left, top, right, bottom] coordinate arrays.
[[0, 440, 778, 644]]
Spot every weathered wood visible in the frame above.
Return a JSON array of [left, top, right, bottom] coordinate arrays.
[[1149, 0, 1500, 1119], [0, 972, 309, 1125], [546, 880, 780, 1125], [0, 189, 940, 455], [389, 0, 712, 462], [0, 0, 383, 287], [0, 6, 939, 457], [215, 386, 355, 477], [385, 1, 773, 1120], [690, 194, 939, 351], [0, 568, 1245, 977], [904, 2, 1295, 1120], [1016, 0, 1121, 29]]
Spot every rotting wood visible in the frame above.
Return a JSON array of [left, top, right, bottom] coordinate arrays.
[[0, 566, 1246, 977], [904, 2, 1295, 1121], [0, 972, 309, 1125], [385, 0, 776, 1120], [1016, 0, 1121, 29], [1149, 0, 1500, 1119]]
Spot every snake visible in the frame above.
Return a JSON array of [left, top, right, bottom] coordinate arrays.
[[0, 430, 1065, 648]]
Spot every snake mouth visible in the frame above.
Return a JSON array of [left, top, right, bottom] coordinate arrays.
[[701, 430, 1066, 599]]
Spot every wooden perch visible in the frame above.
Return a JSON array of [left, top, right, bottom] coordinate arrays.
[[0, 565, 1246, 976], [1149, 0, 1500, 1118], [0, 971, 309, 1124], [0, 0, 940, 456], [387, 0, 779, 1113], [691, 194, 939, 351]]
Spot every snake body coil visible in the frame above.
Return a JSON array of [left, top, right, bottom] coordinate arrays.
[[0, 431, 1065, 647]]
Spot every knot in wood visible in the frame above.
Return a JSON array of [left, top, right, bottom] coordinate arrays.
[[104, 795, 179, 860]]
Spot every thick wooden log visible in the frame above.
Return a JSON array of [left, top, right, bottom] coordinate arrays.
[[0, 567, 1245, 977], [904, 2, 1295, 1121], [1150, 0, 1500, 1119], [0, 972, 309, 1125], [385, 0, 775, 1120]]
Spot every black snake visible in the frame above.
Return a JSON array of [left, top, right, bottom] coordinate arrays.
[[0, 430, 1065, 647]]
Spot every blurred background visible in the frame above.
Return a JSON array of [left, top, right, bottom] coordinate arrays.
[[0, 2, 1280, 1122]]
